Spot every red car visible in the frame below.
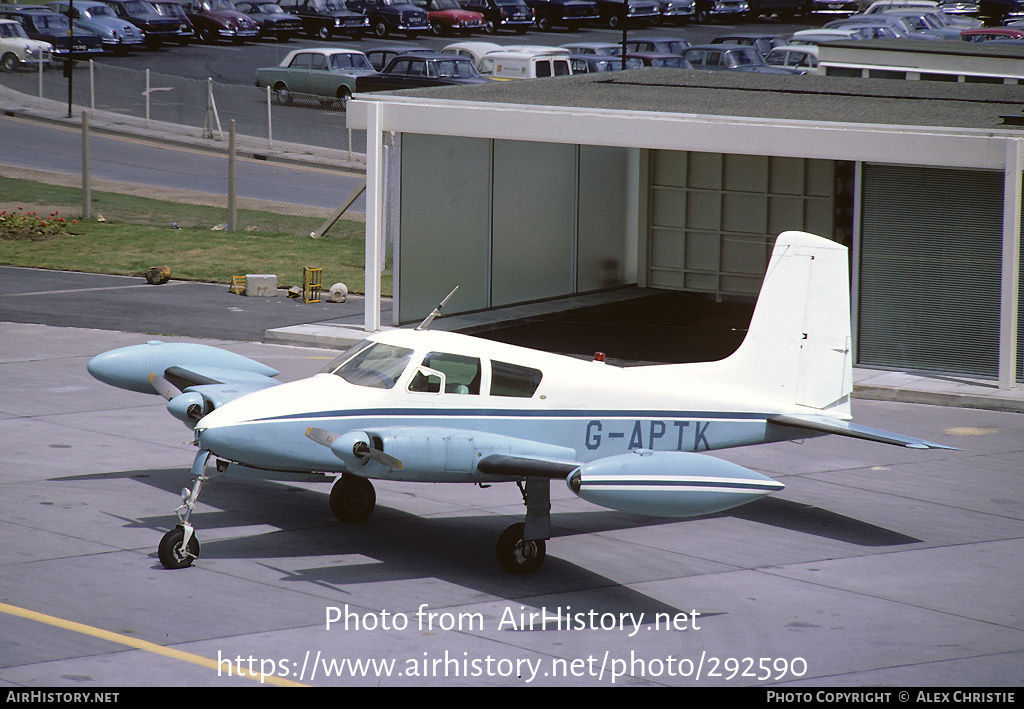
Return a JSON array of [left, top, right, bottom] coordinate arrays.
[[960, 27, 1024, 41], [416, 0, 485, 34]]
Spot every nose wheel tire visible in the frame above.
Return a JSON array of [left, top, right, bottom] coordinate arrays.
[[158, 525, 200, 569], [496, 522, 545, 574]]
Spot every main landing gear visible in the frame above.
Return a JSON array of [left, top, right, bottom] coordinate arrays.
[[496, 478, 550, 574], [157, 457, 553, 574]]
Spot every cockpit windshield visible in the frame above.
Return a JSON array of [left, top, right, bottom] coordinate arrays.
[[320, 340, 413, 389]]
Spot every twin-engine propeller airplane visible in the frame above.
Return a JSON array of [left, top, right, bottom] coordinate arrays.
[[88, 231, 955, 573]]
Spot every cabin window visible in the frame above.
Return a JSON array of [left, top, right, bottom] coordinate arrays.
[[408, 352, 481, 394], [320, 340, 412, 389], [490, 360, 542, 398]]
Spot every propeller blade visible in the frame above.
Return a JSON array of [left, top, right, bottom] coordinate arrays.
[[305, 427, 340, 447], [353, 441, 404, 470], [149, 372, 180, 401]]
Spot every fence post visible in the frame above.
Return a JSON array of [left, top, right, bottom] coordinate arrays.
[[228, 119, 237, 232], [145, 68, 150, 128], [89, 59, 95, 113], [82, 110, 92, 219], [266, 85, 273, 149]]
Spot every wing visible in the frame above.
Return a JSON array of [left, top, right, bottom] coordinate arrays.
[[769, 414, 960, 450], [88, 340, 281, 426]]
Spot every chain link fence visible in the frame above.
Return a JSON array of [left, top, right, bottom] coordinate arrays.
[[1, 60, 377, 225]]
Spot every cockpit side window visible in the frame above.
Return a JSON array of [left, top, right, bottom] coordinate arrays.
[[490, 360, 542, 397], [408, 352, 481, 394], [320, 340, 412, 389]]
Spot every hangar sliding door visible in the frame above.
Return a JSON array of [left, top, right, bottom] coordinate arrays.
[[857, 164, 1004, 378], [644, 151, 838, 297]]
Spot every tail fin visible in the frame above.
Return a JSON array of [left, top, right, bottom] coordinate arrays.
[[648, 231, 853, 416]]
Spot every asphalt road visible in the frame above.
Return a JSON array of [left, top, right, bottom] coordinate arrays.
[[0, 266, 369, 342]]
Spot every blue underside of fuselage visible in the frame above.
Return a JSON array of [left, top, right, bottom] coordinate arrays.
[[196, 407, 789, 478]]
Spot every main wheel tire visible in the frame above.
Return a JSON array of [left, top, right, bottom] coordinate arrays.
[[1, 53, 19, 72], [329, 474, 376, 522], [158, 526, 199, 569], [496, 522, 546, 574]]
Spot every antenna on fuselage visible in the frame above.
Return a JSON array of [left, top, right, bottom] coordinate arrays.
[[416, 286, 459, 330]]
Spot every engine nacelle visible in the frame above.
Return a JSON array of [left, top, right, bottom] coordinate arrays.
[[567, 451, 784, 518], [166, 392, 208, 428], [327, 428, 575, 482]]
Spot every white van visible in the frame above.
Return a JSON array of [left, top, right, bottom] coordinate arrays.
[[483, 50, 573, 79]]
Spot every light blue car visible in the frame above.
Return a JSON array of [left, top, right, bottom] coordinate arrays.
[[47, 0, 145, 52]]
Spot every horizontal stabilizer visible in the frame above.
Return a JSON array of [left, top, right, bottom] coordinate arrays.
[[769, 415, 959, 450]]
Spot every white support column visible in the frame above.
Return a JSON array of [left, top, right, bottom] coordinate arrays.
[[365, 100, 384, 333], [999, 138, 1023, 389]]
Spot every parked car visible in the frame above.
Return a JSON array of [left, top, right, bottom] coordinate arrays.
[[0, 5, 104, 58], [101, 0, 184, 47], [149, 0, 196, 43], [863, 0, 980, 23], [821, 18, 900, 36], [682, 43, 796, 71], [710, 33, 786, 58], [46, 0, 144, 53], [0, 17, 52, 71], [651, 0, 695, 24], [277, 0, 369, 39], [524, 0, 599, 30], [744, 0, 803, 18], [365, 43, 431, 68], [255, 47, 376, 106], [180, 0, 260, 42], [233, 1, 303, 39], [457, 0, 532, 34], [692, 0, 748, 23], [764, 43, 821, 73], [960, 26, 1024, 40], [595, 0, 661, 27], [787, 27, 865, 42], [559, 40, 621, 53], [978, 0, 1024, 20], [824, 12, 945, 37], [440, 39, 501, 68], [348, 0, 430, 37], [486, 47, 570, 77], [624, 35, 689, 54], [622, 51, 692, 66], [802, 0, 858, 16], [356, 51, 491, 90], [413, 0, 485, 34], [568, 52, 623, 71]]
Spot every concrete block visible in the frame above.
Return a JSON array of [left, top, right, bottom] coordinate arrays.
[[245, 274, 277, 297]]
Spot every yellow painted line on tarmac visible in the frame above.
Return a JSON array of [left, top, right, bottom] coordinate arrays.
[[0, 602, 307, 687]]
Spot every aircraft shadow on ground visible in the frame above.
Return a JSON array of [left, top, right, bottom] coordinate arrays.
[[53, 466, 921, 618]]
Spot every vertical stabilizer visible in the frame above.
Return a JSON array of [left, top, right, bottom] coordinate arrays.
[[645, 231, 853, 416], [727, 231, 851, 413]]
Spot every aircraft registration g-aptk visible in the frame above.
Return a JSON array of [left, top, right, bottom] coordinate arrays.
[[88, 231, 956, 573]]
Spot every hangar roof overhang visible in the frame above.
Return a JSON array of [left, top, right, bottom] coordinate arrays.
[[348, 69, 1024, 170]]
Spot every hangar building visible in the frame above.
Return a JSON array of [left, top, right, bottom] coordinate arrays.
[[348, 68, 1024, 387]]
